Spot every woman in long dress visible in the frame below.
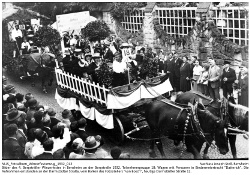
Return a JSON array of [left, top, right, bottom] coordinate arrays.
[[180, 56, 191, 92]]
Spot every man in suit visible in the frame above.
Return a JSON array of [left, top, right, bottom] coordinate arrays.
[[221, 60, 236, 98], [103, 44, 114, 63], [164, 53, 175, 89], [173, 53, 182, 92], [42, 115, 53, 138], [3, 124, 26, 159], [46, 108, 60, 130], [35, 138, 54, 159], [76, 118, 88, 142], [208, 58, 221, 102]]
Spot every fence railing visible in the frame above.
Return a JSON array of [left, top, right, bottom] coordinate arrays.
[[55, 68, 110, 105]]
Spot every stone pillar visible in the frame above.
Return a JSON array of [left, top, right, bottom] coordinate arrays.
[[143, 12, 157, 50]]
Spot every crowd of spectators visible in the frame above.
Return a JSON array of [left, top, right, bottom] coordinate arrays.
[[2, 77, 130, 159]]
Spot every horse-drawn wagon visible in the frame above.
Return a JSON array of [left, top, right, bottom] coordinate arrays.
[[55, 65, 242, 159], [54, 65, 173, 145]]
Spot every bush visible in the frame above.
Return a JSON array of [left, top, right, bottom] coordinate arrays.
[[33, 26, 61, 52], [82, 20, 111, 42]]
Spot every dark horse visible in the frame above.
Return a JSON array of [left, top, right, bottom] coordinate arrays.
[[145, 98, 229, 159], [19, 52, 56, 93], [227, 96, 248, 159], [175, 91, 228, 159]]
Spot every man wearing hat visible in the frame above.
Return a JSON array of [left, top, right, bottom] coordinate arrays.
[[46, 108, 60, 130], [4, 84, 16, 95], [221, 60, 236, 98], [82, 136, 100, 159], [69, 138, 85, 159], [88, 53, 102, 83], [62, 49, 73, 73], [103, 43, 114, 63]]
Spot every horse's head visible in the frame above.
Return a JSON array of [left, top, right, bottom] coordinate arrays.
[[196, 105, 229, 155], [214, 118, 229, 155]]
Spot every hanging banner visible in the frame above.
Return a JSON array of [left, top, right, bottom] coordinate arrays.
[[56, 11, 90, 34]]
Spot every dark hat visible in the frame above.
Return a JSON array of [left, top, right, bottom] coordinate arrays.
[[6, 108, 22, 122], [224, 60, 231, 65], [83, 136, 100, 150], [47, 108, 56, 116], [27, 98, 38, 107], [4, 84, 15, 93]]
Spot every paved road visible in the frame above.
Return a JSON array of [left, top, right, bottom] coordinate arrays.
[[3, 69, 248, 159]]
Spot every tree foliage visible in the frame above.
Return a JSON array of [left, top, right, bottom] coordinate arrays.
[[82, 20, 111, 42], [33, 26, 61, 51], [110, 2, 147, 20]]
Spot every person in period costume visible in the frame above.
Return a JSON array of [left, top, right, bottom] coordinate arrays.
[[208, 58, 221, 102], [180, 56, 191, 92], [192, 60, 203, 91], [112, 51, 127, 87], [237, 66, 248, 107], [221, 60, 236, 98]]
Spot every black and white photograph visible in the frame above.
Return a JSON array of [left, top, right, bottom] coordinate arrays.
[[1, 1, 249, 174]]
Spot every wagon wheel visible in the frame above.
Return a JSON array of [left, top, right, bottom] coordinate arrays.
[[109, 116, 125, 145]]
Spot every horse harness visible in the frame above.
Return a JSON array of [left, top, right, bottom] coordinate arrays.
[[160, 99, 215, 147]]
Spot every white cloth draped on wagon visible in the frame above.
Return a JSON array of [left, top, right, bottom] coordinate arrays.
[[107, 78, 173, 109], [55, 89, 114, 129]]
